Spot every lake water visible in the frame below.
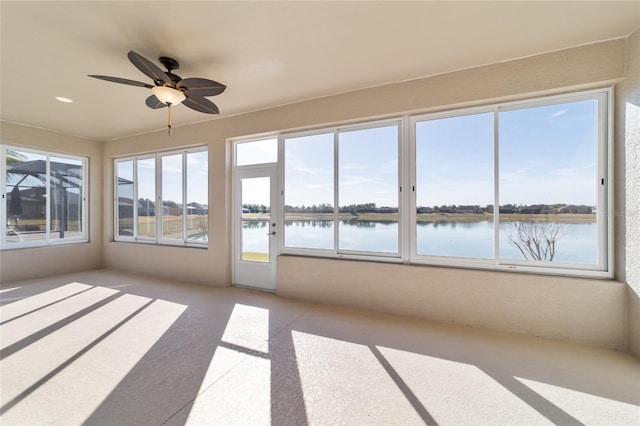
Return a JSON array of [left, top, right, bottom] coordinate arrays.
[[242, 219, 598, 264]]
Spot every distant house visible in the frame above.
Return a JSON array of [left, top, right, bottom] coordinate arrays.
[[520, 205, 553, 214], [456, 205, 482, 214], [187, 202, 208, 215], [138, 199, 155, 216], [375, 207, 398, 214], [416, 206, 434, 214], [118, 197, 134, 219], [163, 201, 182, 216], [557, 205, 593, 214]]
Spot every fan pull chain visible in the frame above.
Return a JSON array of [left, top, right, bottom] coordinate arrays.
[[167, 103, 173, 136]]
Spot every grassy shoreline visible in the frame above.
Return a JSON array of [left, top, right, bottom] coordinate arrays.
[[266, 212, 597, 223]]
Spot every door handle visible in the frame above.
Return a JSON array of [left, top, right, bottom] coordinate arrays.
[[266, 231, 276, 235]]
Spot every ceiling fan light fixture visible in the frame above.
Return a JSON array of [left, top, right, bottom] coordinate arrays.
[[152, 86, 185, 105]]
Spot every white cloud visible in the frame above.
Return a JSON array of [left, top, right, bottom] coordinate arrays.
[[549, 109, 568, 119]]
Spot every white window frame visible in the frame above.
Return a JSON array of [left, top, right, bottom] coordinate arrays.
[[234, 137, 278, 167], [114, 147, 208, 247], [408, 105, 496, 268], [1, 145, 88, 250], [236, 86, 613, 278], [280, 118, 405, 262], [409, 88, 612, 278]]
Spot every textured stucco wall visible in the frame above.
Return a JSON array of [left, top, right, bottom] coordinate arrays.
[[0, 122, 104, 283], [277, 256, 627, 349], [617, 27, 640, 356]]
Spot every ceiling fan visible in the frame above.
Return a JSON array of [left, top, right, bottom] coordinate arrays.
[[89, 51, 226, 135]]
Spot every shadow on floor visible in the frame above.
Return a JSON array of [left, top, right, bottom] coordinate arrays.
[[1, 269, 638, 425]]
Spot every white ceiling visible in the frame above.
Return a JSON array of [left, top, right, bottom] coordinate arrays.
[[1, 1, 639, 141]]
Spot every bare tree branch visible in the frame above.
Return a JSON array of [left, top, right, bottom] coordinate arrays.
[[507, 220, 562, 261]]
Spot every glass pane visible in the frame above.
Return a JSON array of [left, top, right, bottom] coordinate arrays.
[[116, 160, 134, 237], [241, 177, 270, 262], [186, 151, 208, 242], [284, 133, 334, 250], [49, 156, 83, 241], [415, 113, 494, 258], [137, 158, 156, 239], [162, 154, 183, 240], [6, 150, 47, 244], [338, 125, 399, 253], [236, 138, 278, 166], [498, 99, 598, 264]]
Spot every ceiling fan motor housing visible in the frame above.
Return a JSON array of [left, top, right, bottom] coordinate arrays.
[[158, 57, 182, 85], [159, 56, 179, 71]]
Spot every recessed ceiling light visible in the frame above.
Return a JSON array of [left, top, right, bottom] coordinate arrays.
[[56, 96, 73, 103]]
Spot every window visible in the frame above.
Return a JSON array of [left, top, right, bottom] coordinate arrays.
[[247, 87, 611, 277], [114, 148, 208, 246], [185, 150, 209, 243], [284, 132, 334, 250], [116, 159, 134, 237], [137, 157, 156, 239], [161, 154, 184, 241], [411, 89, 610, 275], [415, 112, 494, 259], [338, 125, 399, 254], [283, 121, 401, 257], [1, 146, 87, 249], [497, 97, 602, 266], [236, 138, 277, 166]]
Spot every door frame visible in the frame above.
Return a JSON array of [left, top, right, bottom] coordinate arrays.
[[232, 164, 278, 291]]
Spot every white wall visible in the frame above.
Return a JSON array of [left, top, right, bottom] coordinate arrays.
[[0, 122, 103, 283]]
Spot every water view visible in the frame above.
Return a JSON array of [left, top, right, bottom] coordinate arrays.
[[242, 216, 598, 264]]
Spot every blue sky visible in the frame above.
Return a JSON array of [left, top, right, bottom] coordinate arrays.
[[108, 97, 598, 211], [498, 99, 597, 206], [115, 151, 208, 206], [282, 98, 598, 209], [416, 112, 494, 207]]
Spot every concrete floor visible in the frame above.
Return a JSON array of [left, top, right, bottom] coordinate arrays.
[[0, 269, 638, 425]]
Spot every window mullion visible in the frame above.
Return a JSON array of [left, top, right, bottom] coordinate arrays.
[[602, 90, 612, 270], [45, 154, 51, 243], [132, 159, 138, 239], [0, 148, 6, 247], [82, 158, 87, 239], [401, 117, 411, 263], [334, 129, 339, 254], [182, 152, 187, 244], [155, 154, 162, 242], [493, 108, 500, 264]]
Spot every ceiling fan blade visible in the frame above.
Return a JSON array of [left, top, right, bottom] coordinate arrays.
[[183, 95, 220, 114], [88, 75, 153, 88], [176, 78, 226, 96], [128, 51, 171, 85], [145, 95, 167, 109]]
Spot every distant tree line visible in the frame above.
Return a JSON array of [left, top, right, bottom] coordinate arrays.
[[243, 203, 269, 213], [279, 202, 592, 215], [284, 203, 399, 214], [417, 203, 593, 215], [284, 204, 334, 213]]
